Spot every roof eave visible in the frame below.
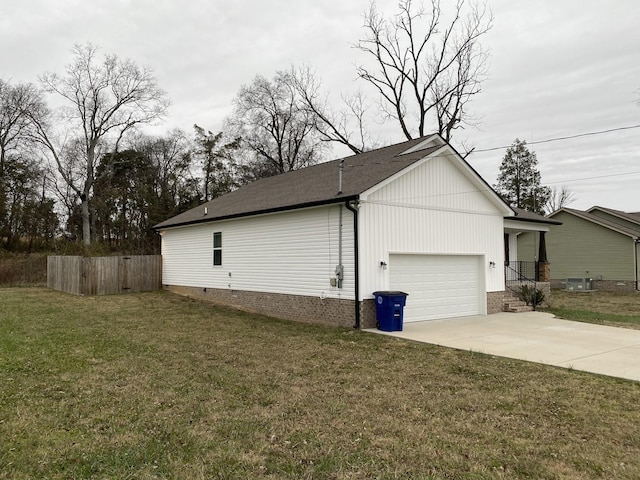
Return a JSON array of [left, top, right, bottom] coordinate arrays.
[[504, 215, 562, 226], [154, 194, 360, 231]]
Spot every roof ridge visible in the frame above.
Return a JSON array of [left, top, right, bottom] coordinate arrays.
[[587, 205, 640, 228], [557, 208, 640, 237]]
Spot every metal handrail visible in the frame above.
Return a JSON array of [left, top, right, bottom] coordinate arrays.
[[505, 261, 538, 281], [504, 263, 539, 311]]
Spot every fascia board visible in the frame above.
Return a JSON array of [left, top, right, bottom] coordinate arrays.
[[504, 219, 550, 232], [399, 134, 444, 154]]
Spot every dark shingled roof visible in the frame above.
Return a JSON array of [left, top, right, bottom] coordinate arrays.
[[507, 207, 562, 225], [587, 206, 640, 228], [155, 136, 443, 229], [555, 208, 640, 238]]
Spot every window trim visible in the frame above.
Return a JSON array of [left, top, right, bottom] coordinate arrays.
[[213, 231, 222, 266]]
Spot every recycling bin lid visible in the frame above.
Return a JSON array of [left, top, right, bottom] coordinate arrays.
[[373, 290, 408, 296]]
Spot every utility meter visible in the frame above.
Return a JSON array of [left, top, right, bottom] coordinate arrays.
[[334, 265, 344, 288]]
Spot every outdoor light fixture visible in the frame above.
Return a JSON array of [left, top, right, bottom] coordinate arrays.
[[380, 261, 388, 269], [489, 261, 496, 268]]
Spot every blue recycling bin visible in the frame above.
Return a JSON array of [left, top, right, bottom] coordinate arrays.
[[373, 291, 409, 332]]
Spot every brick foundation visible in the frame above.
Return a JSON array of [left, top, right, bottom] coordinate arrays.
[[551, 279, 638, 292], [590, 280, 636, 292], [359, 298, 377, 329], [165, 285, 357, 327], [538, 262, 551, 282], [166, 284, 559, 328], [487, 291, 505, 314], [537, 282, 551, 306]]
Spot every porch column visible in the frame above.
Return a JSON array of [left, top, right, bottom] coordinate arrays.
[[537, 231, 550, 282]]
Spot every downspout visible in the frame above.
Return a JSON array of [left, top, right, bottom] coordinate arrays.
[[345, 199, 360, 329], [336, 159, 344, 289], [635, 239, 639, 291], [337, 205, 343, 289]]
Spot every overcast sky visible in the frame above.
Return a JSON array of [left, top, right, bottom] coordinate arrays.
[[2, 0, 639, 211]]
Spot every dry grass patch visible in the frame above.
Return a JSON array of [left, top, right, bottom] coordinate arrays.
[[0, 253, 47, 286], [546, 289, 640, 329], [1, 288, 640, 479]]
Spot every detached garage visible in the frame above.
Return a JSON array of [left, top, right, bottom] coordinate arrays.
[[155, 134, 514, 328], [389, 254, 484, 322]]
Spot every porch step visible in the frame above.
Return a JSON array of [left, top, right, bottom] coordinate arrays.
[[503, 297, 534, 313], [505, 304, 534, 313]]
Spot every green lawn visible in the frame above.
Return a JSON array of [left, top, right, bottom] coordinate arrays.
[[1, 288, 640, 479]]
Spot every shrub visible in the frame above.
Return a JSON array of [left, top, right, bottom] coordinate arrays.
[[519, 284, 546, 306]]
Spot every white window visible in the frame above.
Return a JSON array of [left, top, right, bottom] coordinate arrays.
[[213, 232, 222, 266]]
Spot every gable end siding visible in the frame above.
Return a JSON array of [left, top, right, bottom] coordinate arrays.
[[363, 152, 502, 214]]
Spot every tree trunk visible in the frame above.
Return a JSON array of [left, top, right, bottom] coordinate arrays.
[[83, 143, 96, 247], [81, 196, 90, 247]]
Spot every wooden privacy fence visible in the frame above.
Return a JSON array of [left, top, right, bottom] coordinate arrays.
[[47, 255, 162, 296]]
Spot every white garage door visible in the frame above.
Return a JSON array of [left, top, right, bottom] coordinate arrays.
[[389, 254, 484, 322]]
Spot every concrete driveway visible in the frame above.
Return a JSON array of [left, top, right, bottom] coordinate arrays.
[[367, 312, 640, 382]]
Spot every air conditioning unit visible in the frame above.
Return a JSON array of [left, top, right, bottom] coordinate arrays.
[[566, 277, 592, 291]]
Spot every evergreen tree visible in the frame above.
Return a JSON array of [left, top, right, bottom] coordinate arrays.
[[193, 126, 239, 201], [494, 139, 550, 215]]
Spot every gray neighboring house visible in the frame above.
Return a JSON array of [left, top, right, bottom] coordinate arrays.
[[518, 206, 640, 291]]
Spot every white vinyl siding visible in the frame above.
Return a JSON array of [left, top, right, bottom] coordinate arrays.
[[160, 148, 508, 314], [366, 152, 500, 213], [358, 152, 505, 300], [161, 205, 355, 299], [389, 254, 483, 321]]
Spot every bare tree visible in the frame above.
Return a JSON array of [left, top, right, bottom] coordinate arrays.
[[356, 0, 492, 142], [545, 185, 576, 214], [289, 0, 492, 153], [226, 71, 327, 178], [432, 30, 488, 141], [0, 80, 46, 176], [31, 43, 169, 246], [290, 67, 373, 154], [0, 80, 49, 247]]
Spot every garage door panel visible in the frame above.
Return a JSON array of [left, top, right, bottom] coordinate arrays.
[[389, 254, 483, 322]]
